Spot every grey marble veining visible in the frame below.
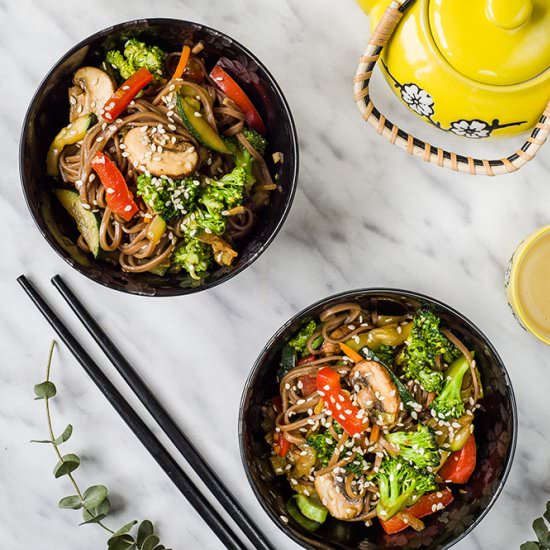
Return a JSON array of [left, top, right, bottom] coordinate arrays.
[[1, 0, 549, 548]]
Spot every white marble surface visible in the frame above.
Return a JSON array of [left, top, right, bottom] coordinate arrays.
[[1, 0, 550, 548]]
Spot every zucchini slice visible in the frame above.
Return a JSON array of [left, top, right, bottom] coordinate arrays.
[[176, 94, 231, 154], [54, 189, 100, 258]]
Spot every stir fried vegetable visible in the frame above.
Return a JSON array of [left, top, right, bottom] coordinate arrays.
[[402, 308, 460, 392], [136, 175, 199, 220], [376, 458, 437, 521], [106, 39, 166, 81], [264, 301, 482, 534]]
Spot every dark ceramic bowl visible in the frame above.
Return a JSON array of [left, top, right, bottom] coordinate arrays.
[[20, 19, 298, 296], [240, 289, 517, 550]]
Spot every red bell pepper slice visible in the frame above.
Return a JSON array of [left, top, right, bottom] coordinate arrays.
[[298, 355, 316, 366], [273, 431, 291, 457], [91, 151, 138, 221], [209, 64, 266, 135], [102, 67, 153, 122], [380, 488, 454, 535], [439, 434, 477, 484], [316, 367, 365, 436]]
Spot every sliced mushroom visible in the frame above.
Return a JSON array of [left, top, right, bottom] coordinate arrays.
[[123, 127, 199, 177], [350, 360, 401, 426], [68, 67, 115, 122], [314, 471, 363, 520]]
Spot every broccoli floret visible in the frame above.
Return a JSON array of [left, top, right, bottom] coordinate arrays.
[[224, 129, 268, 190], [306, 432, 337, 467], [430, 355, 470, 420], [386, 425, 440, 470], [172, 239, 212, 280], [106, 39, 165, 81], [136, 175, 199, 220], [402, 307, 460, 392], [376, 458, 437, 521], [105, 50, 134, 81], [242, 128, 267, 156], [205, 167, 247, 209], [288, 320, 319, 357]]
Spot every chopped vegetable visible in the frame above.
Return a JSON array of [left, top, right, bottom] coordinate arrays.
[[298, 374, 317, 397], [172, 238, 212, 280], [47, 115, 94, 176], [339, 342, 363, 363], [172, 45, 191, 80], [386, 425, 440, 470], [176, 94, 231, 154], [402, 308, 460, 392], [380, 488, 454, 534], [90, 151, 138, 221], [106, 38, 165, 81], [288, 320, 319, 357], [136, 174, 199, 220], [376, 458, 437, 521], [316, 367, 364, 436], [430, 355, 471, 420], [210, 64, 266, 135], [358, 346, 421, 413], [439, 434, 476, 484], [279, 345, 297, 379], [306, 432, 337, 467], [53, 189, 100, 257], [102, 67, 153, 122], [286, 496, 322, 531], [273, 431, 290, 458], [146, 216, 166, 246], [295, 495, 328, 524]]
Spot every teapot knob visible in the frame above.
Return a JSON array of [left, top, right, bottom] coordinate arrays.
[[486, 0, 533, 29]]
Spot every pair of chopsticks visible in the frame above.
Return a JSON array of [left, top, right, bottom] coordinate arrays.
[[18, 274, 273, 550]]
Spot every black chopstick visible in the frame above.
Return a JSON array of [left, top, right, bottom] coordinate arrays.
[[17, 275, 247, 550], [51, 274, 274, 550]]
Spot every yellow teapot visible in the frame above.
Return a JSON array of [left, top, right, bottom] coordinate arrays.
[[353, 0, 550, 175]]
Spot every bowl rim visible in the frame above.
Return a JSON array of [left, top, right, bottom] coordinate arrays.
[[19, 17, 299, 297], [238, 287, 518, 550]]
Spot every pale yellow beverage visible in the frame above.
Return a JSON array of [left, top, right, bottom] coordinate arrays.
[[506, 226, 550, 345]]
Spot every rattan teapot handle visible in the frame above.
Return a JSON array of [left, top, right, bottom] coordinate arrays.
[[353, 0, 550, 176]]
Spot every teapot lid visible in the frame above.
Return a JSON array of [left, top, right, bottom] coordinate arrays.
[[428, 0, 550, 85]]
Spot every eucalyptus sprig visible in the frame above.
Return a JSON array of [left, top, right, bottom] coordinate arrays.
[[521, 501, 550, 549], [32, 341, 172, 550]]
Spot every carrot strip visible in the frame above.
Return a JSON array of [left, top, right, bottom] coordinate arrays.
[[172, 45, 191, 80], [339, 343, 363, 363], [370, 425, 380, 443]]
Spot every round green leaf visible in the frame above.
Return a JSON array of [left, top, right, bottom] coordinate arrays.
[[137, 520, 154, 546], [53, 454, 80, 478], [34, 381, 57, 400], [153, 545, 165, 550], [108, 534, 135, 550], [520, 543, 540, 550], [111, 521, 138, 538], [59, 495, 82, 510], [53, 424, 73, 445], [141, 535, 160, 550], [83, 485, 108, 509], [81, 497, 111, 524]]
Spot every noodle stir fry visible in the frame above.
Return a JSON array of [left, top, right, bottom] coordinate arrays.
[[47, 39, 276, 280], [264, 302, 481, 534]]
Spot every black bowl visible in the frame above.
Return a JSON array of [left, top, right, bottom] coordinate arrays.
[[20, 19, 298, 296], [239, 289, 517, 550]]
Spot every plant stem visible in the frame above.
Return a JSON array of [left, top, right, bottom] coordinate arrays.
[[43, 341, 114, 536]]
